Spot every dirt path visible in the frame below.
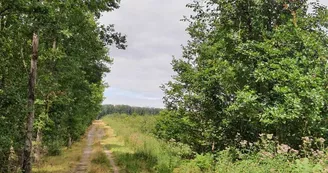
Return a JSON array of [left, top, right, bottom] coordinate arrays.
[[74, 121, 119, 173], [95, 120, 120, 173], [104, 147, 119, 173], [74, 126, 96, 173]]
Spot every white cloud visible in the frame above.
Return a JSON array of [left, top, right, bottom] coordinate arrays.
[[100, 0, 328, 108], [100, 0, 192, 107]]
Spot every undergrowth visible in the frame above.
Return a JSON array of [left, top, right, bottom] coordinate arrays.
[[103, 114, 328, 173]]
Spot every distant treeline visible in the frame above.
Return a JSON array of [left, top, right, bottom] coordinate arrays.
[[99, 104, 162, 117]]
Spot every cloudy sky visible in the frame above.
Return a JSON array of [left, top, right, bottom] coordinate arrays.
[[100, 0, 192, 108], [100, 0, 328, 108]]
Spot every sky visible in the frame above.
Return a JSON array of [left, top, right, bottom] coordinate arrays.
[[100, 0, 328, 108], [100, 0, 192, 108]]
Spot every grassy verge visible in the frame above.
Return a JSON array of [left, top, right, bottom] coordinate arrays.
[[102, 114, 189, 173], [102, 114, 328, 173], [32, 136, 86, 173]]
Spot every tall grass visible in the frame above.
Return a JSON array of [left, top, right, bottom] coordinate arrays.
[[102, 114, 190, 173], [102, 114, 328, 173], [89, 141, 112, 173]]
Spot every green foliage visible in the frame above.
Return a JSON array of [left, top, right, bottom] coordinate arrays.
[[99, 104, 162, 118], [102, 114, 193, 173], [159, 0, 328, 153], [0, 0, 126, 172], [174, 136, 328, 173], [46, 140, 63, 156], [104, 114, 328, 173]]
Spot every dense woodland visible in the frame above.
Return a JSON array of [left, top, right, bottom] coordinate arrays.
[[150, 0, 328, 171], [0, 1, 126, 173], [157, 0, 328, 157], [99, 104, 162, 118]]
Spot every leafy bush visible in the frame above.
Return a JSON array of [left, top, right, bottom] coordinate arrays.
[[46, 140, 63, 156], [173, 133, 328, 173], [160, 0, 328, 153]]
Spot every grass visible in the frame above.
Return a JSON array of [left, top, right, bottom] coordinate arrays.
[[88, 121, 114, 173], [101, 114, 328, 173], [37, 114, 326, 173], [102, 114, 184, 173], [34, 114, 328, 173], [32, 134, 86, 173], [33, 122, 115, 173], [88, 142, 112, 173]]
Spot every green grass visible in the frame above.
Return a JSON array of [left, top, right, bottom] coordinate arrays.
[[102, 114, 183, 173], [91, 151, 110, 166], [32, 114, 328, 173], [102, 114, 328, 173], [88, 151, 112, 173], [88, 121, 114, 173]]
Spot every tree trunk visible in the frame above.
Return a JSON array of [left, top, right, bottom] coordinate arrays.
[[68, 133, 72, 148], [22, 33, 39, 173], [34, 128, 42, 162]]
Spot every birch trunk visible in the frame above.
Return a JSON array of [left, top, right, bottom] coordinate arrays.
[[22, 33, 39, 173]]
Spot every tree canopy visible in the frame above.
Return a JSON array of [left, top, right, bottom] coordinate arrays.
[[99, 104, 162, 118], [156, 0, 328, 153], [0, 0, 126, 172]]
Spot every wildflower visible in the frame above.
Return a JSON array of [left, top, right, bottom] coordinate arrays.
[[266, 134, 273, 140], [313, 150, 318, 157], [290, 148, 299, 155], [277, 144, 290, 154], [240, 140, 247, 145], [302, 137, 312, 143], [316, 150, 324, 157], [261, 151, 273, 158], [169, 138, 176, 142], [318, 137, 325, 144]]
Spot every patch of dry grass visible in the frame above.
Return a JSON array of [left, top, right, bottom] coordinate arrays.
[[32, 137, 86, 173]]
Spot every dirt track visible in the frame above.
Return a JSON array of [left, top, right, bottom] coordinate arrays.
[[74, 121, 119, 173], [74, 126, 95, 173]]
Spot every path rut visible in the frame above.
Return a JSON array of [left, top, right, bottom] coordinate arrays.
[[74, 121, 119, 173], [74, 126, 95, 173], [95, 120, 120, 173], [104, 145, 119, 173]]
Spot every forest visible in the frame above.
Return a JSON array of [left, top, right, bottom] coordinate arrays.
[[0, 1, 126, 173], [3, 0, 328, 173], [98, 104, 162, 118]]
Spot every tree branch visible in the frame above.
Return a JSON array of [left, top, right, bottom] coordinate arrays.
[[0, 7, 10, 17]]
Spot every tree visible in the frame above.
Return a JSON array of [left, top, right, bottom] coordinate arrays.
[[98, 104, 162, 118], [0, 0, 126, 172], [157, 0, 328, 153]]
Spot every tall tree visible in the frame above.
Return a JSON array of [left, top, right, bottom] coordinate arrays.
[[22, 32, 39, 173], [157, 0, 328, 152], [0, 0, 126, 172]]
